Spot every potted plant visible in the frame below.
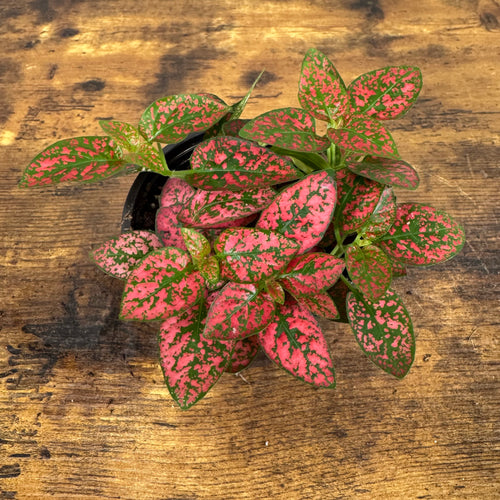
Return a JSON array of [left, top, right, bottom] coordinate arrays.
[[19, 48, 465, 409]]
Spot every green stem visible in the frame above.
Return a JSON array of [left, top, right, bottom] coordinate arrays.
[[157, 142, 170, 173], [340, 274, 357, 293]]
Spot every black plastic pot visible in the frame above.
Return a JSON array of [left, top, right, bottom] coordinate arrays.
[[121, 132, 205, 232]]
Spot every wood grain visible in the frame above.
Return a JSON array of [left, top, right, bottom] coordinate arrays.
[[1, 1, 498, 498]]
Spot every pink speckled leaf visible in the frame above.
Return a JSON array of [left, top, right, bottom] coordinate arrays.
[[347, 288, 415, 378], [225, 335, 260, 373], [259, 300, 336, 387], [215, 228, 300, 283], [156, 178, 196, 249], [240, 108, 330, 152], [159, 177, 196, 207], [180, 228, 211, 263], [265, 280, 285, 305], [298, 47, 348, 121], [120, 248, 204, 321], [204, 282, 276, 340], [328, 116, 399, 158], [257, 170, 336, 254], [391, 260, 407, 277], [359, 186, 397, 240], [199, 255, 221, 286], [377, 204, 465, 266], [92, 230, 162, 279], [280, 252, 345, 296], [159, 302, 233, 409], [297, 292, 339, 320], [99, 120, 165, 174], [187, 136, 301, 191], [335, 169, 385, 235], [345, 245, 392, 301], [139, 94, 229, 143], [222, 119, 250, 137], [19, 136, 127, 187], [178, 187, 275, 228], [348, 66, 422, 120], [155, 206, 187, 249], [346, 156, 419, 190]]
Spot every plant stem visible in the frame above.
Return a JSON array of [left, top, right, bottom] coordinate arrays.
[[157, 143, 170, 173], [340, 274, 357, 293]]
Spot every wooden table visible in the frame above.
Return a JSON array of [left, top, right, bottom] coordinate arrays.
[[1, 1, 498, 498]]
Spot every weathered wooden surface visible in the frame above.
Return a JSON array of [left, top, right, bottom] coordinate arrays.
[[1, 1, 498, 498]]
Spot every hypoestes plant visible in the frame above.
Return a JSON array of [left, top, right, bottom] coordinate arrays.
[[20, 48, 465, 409]]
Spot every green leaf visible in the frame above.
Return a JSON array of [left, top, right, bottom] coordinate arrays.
[[347, 288, 415, 378], [240, 108, 330, 152], [298, 47, 348, 122], [19, 136, 127, 187], [348, 66, 423, 120], [377, 203, 466, 266], [139, 94, 229, 143], [359, 186, 397, 240], [181, 228, 211, 263], [99, 120, 165, 174], [345, 245, 392, 301]]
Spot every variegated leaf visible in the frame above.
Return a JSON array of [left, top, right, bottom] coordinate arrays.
[[180, 228, 211, 263], [346, 156, 419, 190], [156, 178, 196, 249], [257, 170, 337, 254], [298, 47, 348, 121], [240, 108, 330, 152], [120, 248, 203, 321], [345, 245, 392, 301], [187, 136, 301, 191], [159, 177, 196, 208], [92, 230, 162, 279], [156, 206, 187, 249], [19, 136, 127, 187], [222, 119, 250, 137], [392, 259, 407, 277], [139, 94, 229, 143], [335, 169, 384, 235], [347, 288, 415, 378], [280, 252, 345, 296], [178, 187, 275, 228], [297, 292, 339, 320], [359, 186, 397, 240], [328, 116, 399, 158], [348, 66, 422, 120], [204, 282, 276, 340], [199, 255, 221, 286], [215, 228, 300, 283], [265, 280, 285, 305], [159, 302, 233, 409], [99, 120, 164, 173], [259, 300, 336, 387], [377, 203, 465, 266], [225, 335, 260, 373]]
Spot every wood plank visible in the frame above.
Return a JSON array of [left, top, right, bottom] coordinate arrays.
[[1, 1, 498, 498]]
